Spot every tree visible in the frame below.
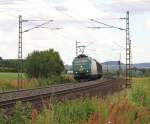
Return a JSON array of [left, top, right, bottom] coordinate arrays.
[[25, 49, 64, 78], [0, 59, 19, 72], [0, 56, 2, 60]]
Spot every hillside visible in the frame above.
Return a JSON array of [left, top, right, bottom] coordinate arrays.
[[102, 61, 150, 70], [65, 61, 150, 71]]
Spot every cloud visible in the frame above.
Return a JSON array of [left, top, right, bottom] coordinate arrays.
[[0, 19, 17, 32], [145, 19, 150, 30], [0, 0, 149, 63], [114, 0, 144, 3], [132, 44, 150, 63], [0, 0, 25, 5], [96, 0, 150, 14], [0, 0, 127, 63]]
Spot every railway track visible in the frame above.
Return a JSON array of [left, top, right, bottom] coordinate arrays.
[[0, 78, 126, 109]]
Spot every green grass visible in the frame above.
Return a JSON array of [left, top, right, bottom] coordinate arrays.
[[0, 77, 150, 124], [130, 77, 150, 108], [0, 73, 76, 92], [0, 72, 26, 81], [0, 72, 27, 92], [35, 99, 99, 124]]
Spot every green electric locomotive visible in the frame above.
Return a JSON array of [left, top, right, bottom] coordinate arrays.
[[72, 54, 102, 80]]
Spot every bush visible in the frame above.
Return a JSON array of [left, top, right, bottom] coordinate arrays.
[[25, 49, 64, 79]]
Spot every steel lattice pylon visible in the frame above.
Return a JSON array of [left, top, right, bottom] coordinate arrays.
[[126, 11, 132, 87], [18, 15, 23, 89]]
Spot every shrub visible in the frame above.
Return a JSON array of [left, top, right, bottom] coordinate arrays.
[[25, 49, 64, 79]]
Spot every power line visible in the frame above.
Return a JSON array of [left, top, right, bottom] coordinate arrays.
[[0, 5, 54, 22], [86, 26, 118, 29], [52, 5, 102, 44], [0, 10, 18, 18], [23, 20, 53, 32], [90, 19, 126, 31], [113, 41, 125, 50], [23, 19, 52, 22], [85, 15, 125, 50], [45, 0, 121, 51]]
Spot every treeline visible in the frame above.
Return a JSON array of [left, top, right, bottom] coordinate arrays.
[[0, 59, 19, 72], [103, 68, 150, 77], [132, 68, 150, 77], [0, 49, 65, 79]]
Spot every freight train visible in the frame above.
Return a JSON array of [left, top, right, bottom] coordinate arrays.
[[72, 54, 102, 80]]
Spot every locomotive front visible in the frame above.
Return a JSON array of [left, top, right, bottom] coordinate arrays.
[[72, 55, 91, 80]]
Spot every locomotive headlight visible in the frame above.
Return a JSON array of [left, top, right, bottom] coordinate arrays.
[[75, 72, 78, 74], [87, 70, 88, 72]]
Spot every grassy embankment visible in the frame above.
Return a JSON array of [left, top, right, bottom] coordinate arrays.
[[0, 77, 150, 124], [0, 72, 26, 91], [0, 72, 76, 92]]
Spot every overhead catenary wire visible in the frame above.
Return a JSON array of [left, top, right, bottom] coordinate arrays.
[[50, 0, 103, 44], [90, 19, 126, 31], [58, 8, 125, 51], [4, 7, 124, 53], [43, 0, 125, 54], [40, 3, 128, 59], [23, 19, 52, 22], [113, 41, 125, 50], [86, 26, 118, 29], [87, 17, 127, 60], [1, 1, 128, 63], [0, 10, 18, 18], [23, 20, 53, 32], [0, 5, 54, 22], [51, 1, 129, 66]]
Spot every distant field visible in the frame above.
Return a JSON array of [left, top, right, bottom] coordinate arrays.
[[0, 72, 26, 81]]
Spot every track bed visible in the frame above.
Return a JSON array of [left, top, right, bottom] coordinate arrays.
[[0, 78, 126, 110]]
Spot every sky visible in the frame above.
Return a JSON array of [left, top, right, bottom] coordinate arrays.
[[0, 0, 150, 64]]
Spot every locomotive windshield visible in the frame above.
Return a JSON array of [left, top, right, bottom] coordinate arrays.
[[74, 59, 88, 65]]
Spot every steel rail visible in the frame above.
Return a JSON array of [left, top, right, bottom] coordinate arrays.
[[0, 79, 104, 101], [0, 79, 125, 108]]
